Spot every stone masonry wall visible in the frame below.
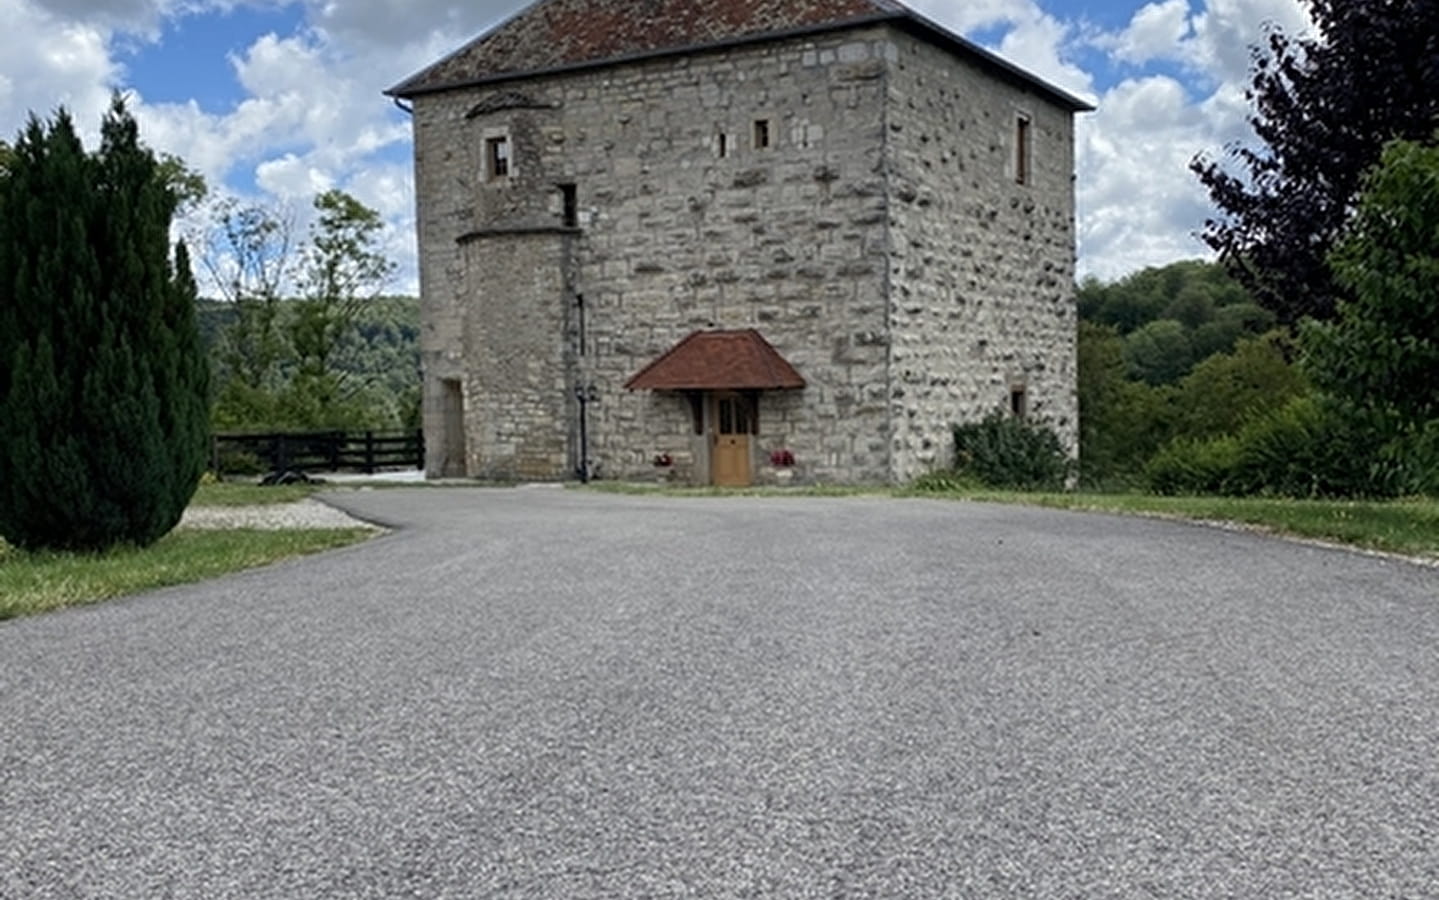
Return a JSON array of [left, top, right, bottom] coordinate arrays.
[[458, 232, 576, 480], [414, 26, 900, 483], [571, 29, 897, 483], [410, 23, 1080, 484], [413, 89, 579, 479], [412, 91, 468, 478], [882, 31, 1080, 482]]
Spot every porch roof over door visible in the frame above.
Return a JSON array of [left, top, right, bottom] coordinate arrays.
[[624, 329, 806, 391]]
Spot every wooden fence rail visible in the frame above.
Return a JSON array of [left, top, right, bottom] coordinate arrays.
[[212, 430, 424, 476]]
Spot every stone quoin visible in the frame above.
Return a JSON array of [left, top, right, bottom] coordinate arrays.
[[387, 0, 1093, 486]]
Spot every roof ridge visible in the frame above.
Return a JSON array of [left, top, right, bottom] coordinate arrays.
[[390, 0, 902, 98], [386, 0, 1092, 111]]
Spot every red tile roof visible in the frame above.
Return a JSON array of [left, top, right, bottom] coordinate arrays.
[[625, 329, 806, 391], [386, 0, 1092, 111], [392, 0, 896, 96]]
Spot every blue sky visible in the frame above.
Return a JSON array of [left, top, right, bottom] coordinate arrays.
[[0, 0, 1314, 291], [121, 7, 309, 111]]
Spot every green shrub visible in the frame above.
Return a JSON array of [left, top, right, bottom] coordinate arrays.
[[1144, 436, 1242, 495], [1387, 421, 1439, 497], [1227, 395, 1419, 498], [952, 413, 1071, 490], [1147, 395, 1437, 500], [1225, 395, 1331, 497], [1148, 395, 1429, 500]]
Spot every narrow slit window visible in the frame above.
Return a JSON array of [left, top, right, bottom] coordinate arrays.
[[1010, 386, 1029, 418], [688, 393, 704, 435], [718, 132, 730, 158], [560, 183, 578, 227], [1015, 115, 1031, 185], [486, 136, 510, 179], [753, 119, 771, 150]]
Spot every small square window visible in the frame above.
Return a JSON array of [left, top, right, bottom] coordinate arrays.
[[486, 136, 510, 180], [753, 119, 771, 150], [1010, 386, 1029, 418]]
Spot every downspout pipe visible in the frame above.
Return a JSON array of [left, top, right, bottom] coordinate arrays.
[[575, 382, 596, 483]]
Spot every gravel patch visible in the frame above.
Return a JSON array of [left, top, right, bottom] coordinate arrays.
[[178, 498, 378, 531]]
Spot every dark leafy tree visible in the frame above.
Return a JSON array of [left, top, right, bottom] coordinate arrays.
[[1167, 331, 1308, 442], [1192, 0, 1439, 324], [294, 189, 396, 382], [0, 99, 208, 552], [200, 294, 420, 432], [1077, 322, 1172, 485], [156, 152, 207, 214], [288, 189, 397, 419], [1123, 319, 1194, 386], [1080, 260, 1261, 336], [1190, 302, 1274, 359], [1304, 136, 1439, 428]]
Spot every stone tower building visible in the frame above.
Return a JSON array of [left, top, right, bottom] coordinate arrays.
[[388, 0, 1091, 486]]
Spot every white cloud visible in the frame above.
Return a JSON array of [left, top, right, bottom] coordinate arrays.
[[1184, 0, 1311, 82], [993, 11, 1094, 101], [1076, 75, 1216, 279], [1108, 0, 1193, 65], [0, 0, 120, 140], [255, 151, 332, 196], [302, 0, 518, 51], [27, 0, 176, 36], [1095, 0, 1312, 80], [905, 0, 1033, 33], [1072, 0, 1312, 278]]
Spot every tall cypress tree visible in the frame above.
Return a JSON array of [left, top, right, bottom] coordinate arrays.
[[0, 99, 209, 552]]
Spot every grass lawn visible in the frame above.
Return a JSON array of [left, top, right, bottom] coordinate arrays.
[[584, 481, 1439, 562], [1, 481, 374, 620], [913, 490, 1439, 561], [191, 481, 322, 506], [0, 528, 374, 620]]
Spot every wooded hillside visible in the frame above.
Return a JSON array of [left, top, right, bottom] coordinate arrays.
[[198, 294, 419, 432]]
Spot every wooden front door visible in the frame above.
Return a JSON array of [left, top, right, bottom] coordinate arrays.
[[711, 392, 753, 487]]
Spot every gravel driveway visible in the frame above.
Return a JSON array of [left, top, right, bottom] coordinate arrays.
[[2, 488, 1436, 897]]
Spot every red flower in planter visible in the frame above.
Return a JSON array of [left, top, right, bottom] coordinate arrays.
[[770, 449, 795, 467], [653, 452, 674, 467]]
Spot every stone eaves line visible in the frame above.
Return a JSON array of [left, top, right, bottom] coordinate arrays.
[[385, 12, 1095, 113]]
